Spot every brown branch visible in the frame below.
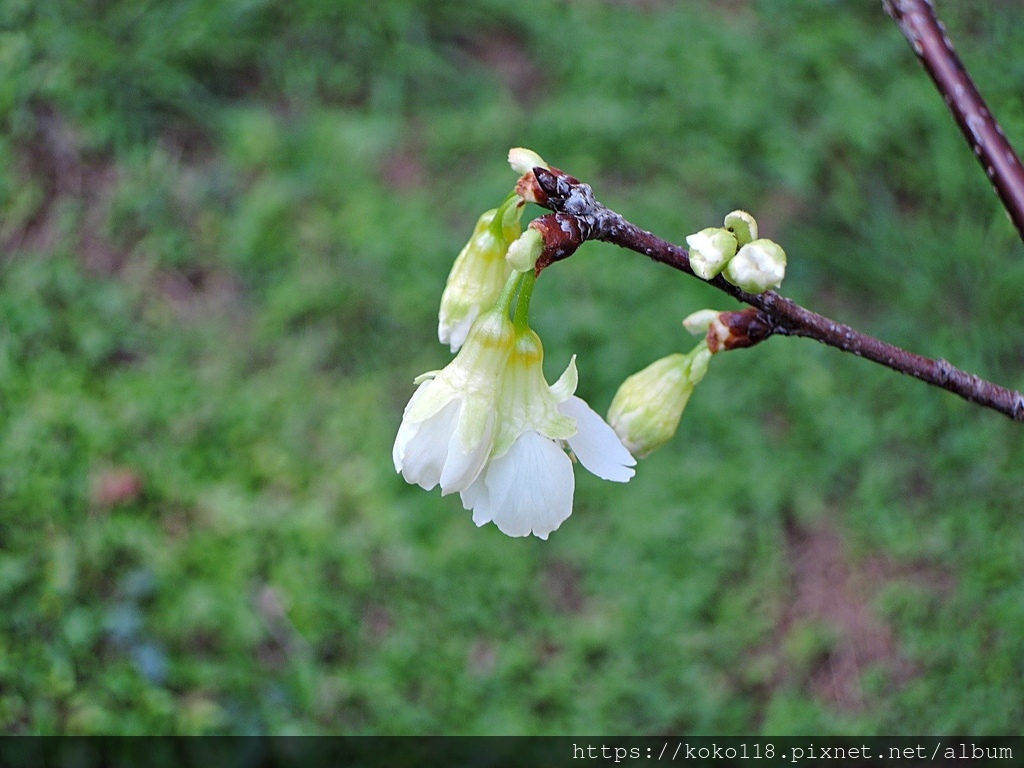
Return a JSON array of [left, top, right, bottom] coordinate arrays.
[[883, 0, 1024, 243], [526, 166, 1024, 422]]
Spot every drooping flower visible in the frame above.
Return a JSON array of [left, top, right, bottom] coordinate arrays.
[[460, 327, 636, 539], [438, 200, 523, 352], [394, 309, 516, 494], [607, 343, 711, 458]]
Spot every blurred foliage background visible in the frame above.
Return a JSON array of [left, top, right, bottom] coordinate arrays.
[[1, 0, 1023, 735]]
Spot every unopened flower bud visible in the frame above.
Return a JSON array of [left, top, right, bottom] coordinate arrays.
[[438, 209, 514, 352], [508, 147, 550, 176], [689, 307, 773, 353], [682, 309, 720, 336], [607, 344, 709, 458], [506, 226, 544, 272], [723, 238, 786, 293], [682, 308, 731, 352], [724, 210, 758, 246], [685, 227, 737, 280]]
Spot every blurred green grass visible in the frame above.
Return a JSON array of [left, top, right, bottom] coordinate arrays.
[[1, 0, 1023, 735]]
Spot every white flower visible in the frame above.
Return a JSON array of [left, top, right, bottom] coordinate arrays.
[[394, 310, 516, 494], [438, 207, 520, 353], [685, 227, 737, 280], [460, 328, 635, 539], [723, 238, 786, 293]]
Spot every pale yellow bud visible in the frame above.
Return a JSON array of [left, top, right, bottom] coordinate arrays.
[[506, 227, 544, 272], [682, 309, 720, 336]]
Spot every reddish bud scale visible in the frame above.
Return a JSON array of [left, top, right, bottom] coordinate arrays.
[[530, 213, 597, 274], [707, 308, 774, 352], [530, 166, 579, 202], [516, 166, 578, 207]]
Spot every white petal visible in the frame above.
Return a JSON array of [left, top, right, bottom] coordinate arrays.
[[438, 311, 477, 353], [439, 411, 494, 495], [397, 399, 461, 491], [480, 431, 574, 539], [558, 396, 636, 482], [393, 379, 434, 471], [460, 473, 492, 526], [393, 415, 418, 472]]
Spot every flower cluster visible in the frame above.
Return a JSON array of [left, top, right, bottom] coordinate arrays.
[[394, 149, 635, 539], [685, 210, 787, 293], [603, 210, 785, 457], [396, 150, 793, 537]]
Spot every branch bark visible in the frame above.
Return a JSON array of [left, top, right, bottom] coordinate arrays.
[[883, 0, 1024, 243], [524, 166, 1024, 423]]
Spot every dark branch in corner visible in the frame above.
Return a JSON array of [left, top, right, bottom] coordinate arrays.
[[883, 0, 1024, 243], [522, 166, 1024, 423]]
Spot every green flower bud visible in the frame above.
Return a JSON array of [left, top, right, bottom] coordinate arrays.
[[438, 208, 514, 352], [724, 210, 758, 246], [506, 226, 544, 273], [607, 343, 709, 458], [685, 227, 737, 280], [723, 238, 786, 293]]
